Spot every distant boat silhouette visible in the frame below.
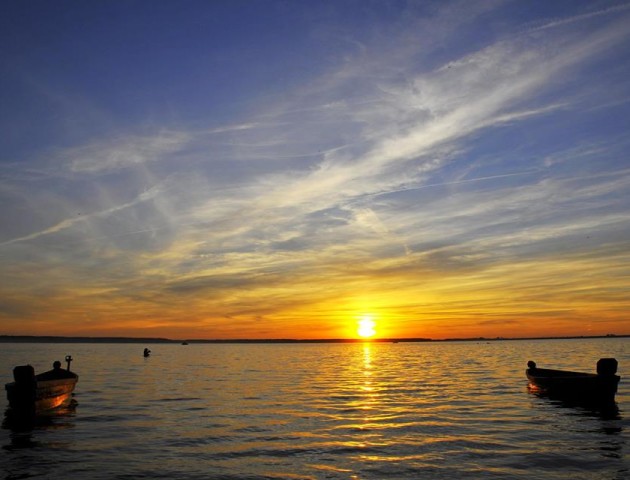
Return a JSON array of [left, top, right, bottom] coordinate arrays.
[[526, 358, 619, 404], [181, 341, 188, 345]]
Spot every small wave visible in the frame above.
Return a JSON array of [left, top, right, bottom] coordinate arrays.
[[150, 397, 203, 402]]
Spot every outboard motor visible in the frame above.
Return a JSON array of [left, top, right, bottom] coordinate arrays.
[[596, 358, 618, 376], [9, 365, 37, 411], [13, 365, 35, 385]]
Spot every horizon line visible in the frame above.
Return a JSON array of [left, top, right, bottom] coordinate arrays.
[[0, 333, 627, 344]]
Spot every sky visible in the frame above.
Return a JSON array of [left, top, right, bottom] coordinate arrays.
[[1, 0, 630, 340]]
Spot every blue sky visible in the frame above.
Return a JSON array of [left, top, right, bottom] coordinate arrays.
[[1, 0, 629, 339]]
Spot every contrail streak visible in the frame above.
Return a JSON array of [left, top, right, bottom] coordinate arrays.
[[0, 186, 162, 248], [364, 170, 541, 199]]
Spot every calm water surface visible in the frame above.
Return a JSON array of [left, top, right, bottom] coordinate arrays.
[[1, 339, 628, 479]]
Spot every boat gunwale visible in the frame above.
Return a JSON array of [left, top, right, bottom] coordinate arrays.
[[526, 367, 599, 379]]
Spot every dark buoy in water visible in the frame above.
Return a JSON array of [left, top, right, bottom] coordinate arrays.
[[143, 348, 151, 357]]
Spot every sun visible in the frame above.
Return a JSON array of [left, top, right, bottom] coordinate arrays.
[[357, 316, 376, 339]]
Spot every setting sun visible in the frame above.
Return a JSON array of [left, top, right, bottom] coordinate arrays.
[[358, 316, 376, 338]]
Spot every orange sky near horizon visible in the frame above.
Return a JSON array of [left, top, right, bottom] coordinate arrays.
[[3, 248, 628, 340]]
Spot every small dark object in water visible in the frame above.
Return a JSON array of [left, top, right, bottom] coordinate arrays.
[[526, 358, 619, 404], [5, 357, 78, 416], [144, 348, 151, 357]]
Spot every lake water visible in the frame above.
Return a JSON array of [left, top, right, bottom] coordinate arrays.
[[1, 339, 628, 479]]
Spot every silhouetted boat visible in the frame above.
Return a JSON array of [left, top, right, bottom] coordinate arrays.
[[5, 356, 78, 416], [526, 358, 619, 403]]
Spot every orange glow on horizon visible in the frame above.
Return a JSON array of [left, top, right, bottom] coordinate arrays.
[[3, 252, 630, 340]]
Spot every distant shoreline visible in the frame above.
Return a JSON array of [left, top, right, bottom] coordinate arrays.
[[0, 334, 627, 344]]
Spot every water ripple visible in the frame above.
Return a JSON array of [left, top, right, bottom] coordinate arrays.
[[1, 340, 628, 479]]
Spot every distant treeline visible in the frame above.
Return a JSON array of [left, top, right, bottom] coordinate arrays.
[[0, 335, 174, 344], [0, 334, 626, 344]]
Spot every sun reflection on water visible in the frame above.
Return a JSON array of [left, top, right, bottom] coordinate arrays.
[[361, 343, 374, 404]]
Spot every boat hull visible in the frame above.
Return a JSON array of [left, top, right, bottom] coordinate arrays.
[[526, 367, 619, 403], [5, 367, 78, 416]]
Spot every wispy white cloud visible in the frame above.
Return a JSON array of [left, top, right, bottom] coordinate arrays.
[[66, 130, 190, 173], [220, 18, 629, 219], [7, 4, 627, 260]]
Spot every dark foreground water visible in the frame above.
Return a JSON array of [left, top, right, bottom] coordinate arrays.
[[1, 339, 628, 479]]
